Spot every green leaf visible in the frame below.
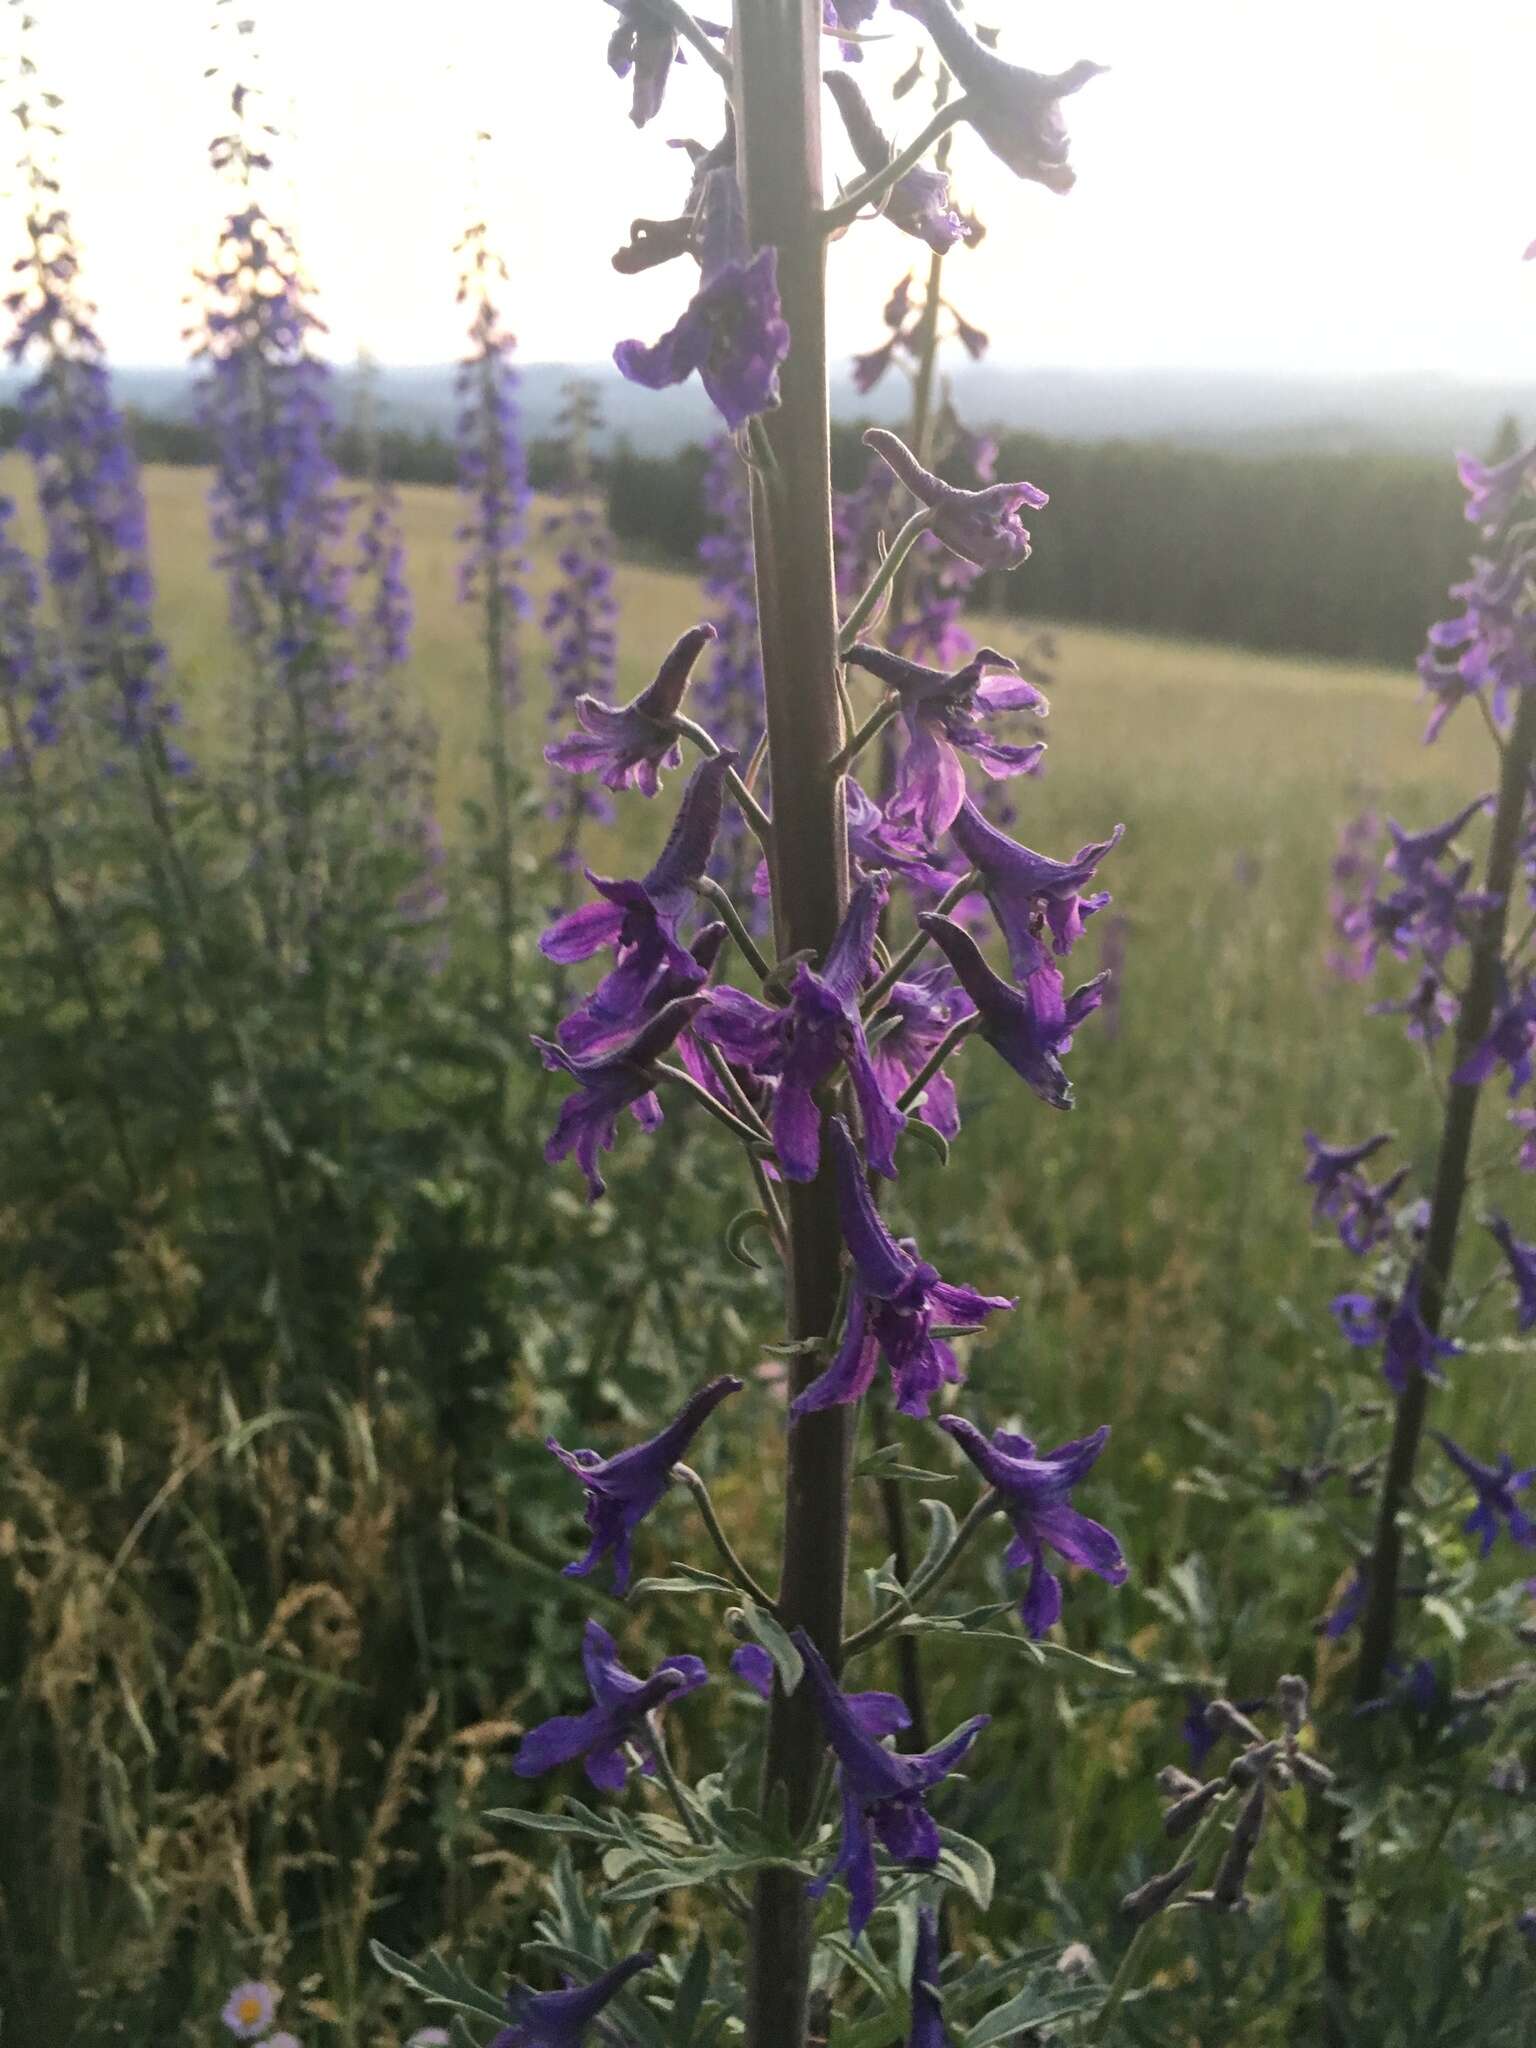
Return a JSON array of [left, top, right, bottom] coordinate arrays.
[[936, 1827, 995, 1912], [963, 1982, 1102, 2045], [916, 1496, 960, 1584], [631, 1563, 740, 1598], [486, 1802, 623, 1843], [741, 1594, 804, 1693], [368, 1941, 508, 2025], [669, 1932, 713, 2041], [855, 1444, 955, 1486]]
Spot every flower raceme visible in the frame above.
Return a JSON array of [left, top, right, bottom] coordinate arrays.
[[513, 1620, 706, 1791], [546, 1375, 743, 1593], [792, 1116, 1013, 1420], [793, 1629, 989, 1939], [545, 621, 717, 796], [1431, 1433, 1536, 1557], [491, 1952, 654, 2048]]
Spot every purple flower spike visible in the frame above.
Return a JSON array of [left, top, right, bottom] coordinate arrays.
[[546, 622, 715, 796], [793, 1117, 1013, 1419], [865, 427, 1049, 574], [951, 797, 1121, 979], [1431, 1433, 1536, 1557], [533, 994, 706, 1201], [615, 169, 791, 431], [547, 1376, 743, 1592], [492, 1951, 655, 2048], [1452, 973, 1536, 1096], [696, 873, 906, 1180], [908, 1906, 953, 2048], [869, 967, 973, 1139], [918, 914, 1107, 1111], [512, 1618, 706, 1791], [1488, 1215, 1536, 1331], [793, 1627, 989, 1938], [847, 641, 1047, 840], [890, 0, 1104, 192], [938, 1415, 1127, 1636], [605, 0, 678, 126], [824, 72, 968, 254]]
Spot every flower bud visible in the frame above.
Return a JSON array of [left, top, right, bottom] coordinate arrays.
[[1121, 1859, 1196, 1926], [1207, 1698, 1266, 1746], [1163, 1779, 1224, 1840], [1276, 1674, 1309, 1736], [1226, 1740, 1282, 1788]]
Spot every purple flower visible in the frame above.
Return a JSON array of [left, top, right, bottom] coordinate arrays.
[[1385, 795, 1491, 884], [1330, 1289, 1392, 1348], [533, 994, 706, 1201], [222, 1983, 278, 2039], [845, 778, 959, 892], [1451, 973, 1536, 1096], [492, 1952, 654, 2048], [616, 168, 791, 431], [918, 913, 1108, 1111], [1455, 439, 1536, 533], [937, 1416, 1127, 1636], [1432, 1433, 1535, 1557], [869, 967, 973, 1139], [605, 0, 678, 126], [1368, 971, 1458, 1046], [950, 797, 1121, 979], [852, 335, 900, 392], [547, 1376, 742, 1592], [1182, 1692, 1219, 1771], [1316, 1563, 1369, 1640], [696, 873, 906, 1180], [794, 1627, 989, 1938], [908, 1907, 952, 2048], [731, 1643, 775, 1699], [1489, 1214, 1536, 1330], [1334, 1168, 1411, 1257], [890, 0, 1104, 191], [1303, 1131, 1393, 1216], [865, 427, 1049, 573], [512, 1619, 706, 1790], [1381, 1270, 1462, 1395], [546, 623, 716, 796], [824, 72, 968, 254], [541, 751, 734, 1053], [791, 1117, 1013, 1419], [846, 642, 1047, 841]]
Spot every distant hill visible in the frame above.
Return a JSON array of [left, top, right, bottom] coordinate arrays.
[[4, 360, 1531, 460]]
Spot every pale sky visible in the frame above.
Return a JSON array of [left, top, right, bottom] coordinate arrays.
[[7, 0, 1535, 378]]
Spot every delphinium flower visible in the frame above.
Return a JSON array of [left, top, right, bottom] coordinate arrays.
[[845, 642, 1047, 840], [1331, 1267, 1463, 1395], [1316, 1562, 1370, 1640], [7, 92, 188, 773], [1488, 1215, 1536, 1329], [696, 873, 908, 1179], [605, 0, 679, 125], [794, 1629, 989, 1938], [546, 1375, 742, 1591], [512, 1619, 706, 1788], [547, 623, 717, 796], [938, 1415, 1127, 1635], [534, 992, 708, 1202], [616, 167, 791, 431], [865, 426, 1049, 574], [906, 1907, 953, 2048], [868, 967, 972, 1138], [542, 381, 619, 876], [731, 1642, 775, 1699], [221, 1981, 277, 2039], [825, 0, 881, 61], [491, 1953, 654, 2048], [950, 796, 1122, 979], [1326, 806, 1385, 980], [824, 71, 968, 254], [1431, 1433, 1535, 1556], [1452, 972, 1536, 1094], [890, 0, 1105, 192], [1303, 1130, 1392, 1226], [792, 1116, 1012, 1419], [919, 913, 1108, 1111]]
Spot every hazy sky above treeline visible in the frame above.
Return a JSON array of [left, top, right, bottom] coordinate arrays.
[[9, 0, 1535, 381]]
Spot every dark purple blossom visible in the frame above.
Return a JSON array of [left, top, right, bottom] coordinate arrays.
[[951, 796, 1121, 978], [1182, 1692, 1220, 1771], [696, 873, 907, 1180], [1363, 1269, 1461, 1394], [869, 967, 973, 1138], [865, 426, 1049, 573], [1385, 795, 1491, 883], [1488, 1215, 1536, 1331], [846, 642, 1047, 841], [1452, 973, 1536, 1096], [605, 0, 678, 126], [1368, 971, 1458, 1046], [1330, 1288, 1392, 1349], [843, 778, 960, 893], [907, 1907, 952, 2048], [890, 0, 1104, 191], [1304, 1131, 1393, 1214], [546, 623, 716, 796], [824, 72, 968, 254], [792, 1117, 1012, 1419], [1316, 1563, 1369, 1639], [794, 1627, 989, 1938], [616, 168, 791, 431], [533, 994, 707, 1201], [546, 1376, 742, 1592], [512, 1618, 706, 1790], [1421, 546, 1536, 741], [492, 1952, 654, 2048], [919, 913, 1107, 1110], [1431, 1433, 1535, 1557], [731, 1643, 775, 1699], [1456, 438, 1536, 533], [938, 1415, 1127, 1636]]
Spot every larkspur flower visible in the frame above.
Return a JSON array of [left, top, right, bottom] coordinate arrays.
[[908, 1907, 953, 2048], [1330, 1288, 1392, 1349], [696, 873, 907, 1180], [1303, 1132, 1393, 1218], [1182, 1692, 1220, 1771], [1455, 438, 1536, 533], [938, 1415, 1127, 1635], [605, 0, 678, 126], [512, 1619, 706, 1789], [1452, 973, 1536, 1096], [865, 426, 1049, 574], [1432, 1433, 1536, 1556], [792, 1116, 1012, 1419], [616, 168, 791, 430], [824, 71, 968, 254], [541, 750, 734, 1053], [794, 1627, 989, 1938], [731, 1642, 775, 1699], [534, 993, 707, 1201], [1383, 1271, 1462, 1394], [1385, 795, 1492, 883], [1368, 971, 1458, 1046], [868, 966, 973, 1139], [1421, 545, 1536, 740], [919, 913, 1108, 1110], [950, 797, 1121, 979], [546, 1375, 742, 1591], [842, 777, 960, 893], [1334, 1167, 1411, 1257], [221, 1982, 277, 2039], [1316, 1562, 1369, 1639], [846, 642, 1047, 841], [1489, 1214, 1536, 1330], [546, 623, 716, 796], [492, 1953, 654, 2048]]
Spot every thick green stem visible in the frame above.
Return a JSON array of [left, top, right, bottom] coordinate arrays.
[[734, 8, 851, 2041]]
